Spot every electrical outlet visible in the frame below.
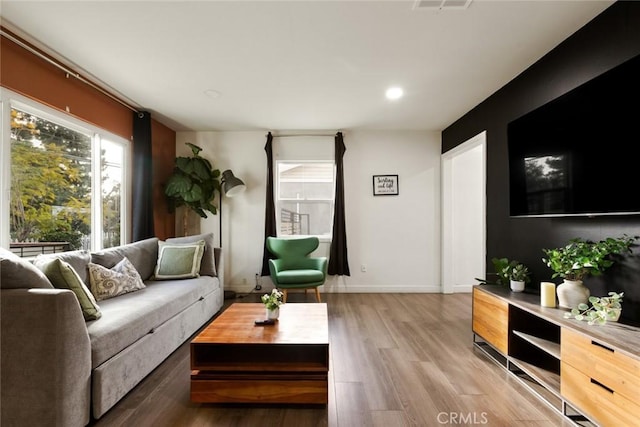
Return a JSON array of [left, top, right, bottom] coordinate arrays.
[[361, 264, 367, 273]]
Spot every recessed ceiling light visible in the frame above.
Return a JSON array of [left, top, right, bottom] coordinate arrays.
[[386, 87, 403, 100]]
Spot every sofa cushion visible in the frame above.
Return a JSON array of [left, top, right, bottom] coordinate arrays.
[[86, 275, 219, 368], [0, 247, 53, 289], [167, 232, 217, 277], [91, 237, 158, 281], [154, 239, 205, 280], [35, 257, 102, 320], [33, 250, 91, 285], [88, 257, 146, 301]]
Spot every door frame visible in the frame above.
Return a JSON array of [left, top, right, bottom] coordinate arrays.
[[441, 131, 486, 293]]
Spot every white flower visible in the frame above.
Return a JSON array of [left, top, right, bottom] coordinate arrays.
[[261, 288, 284, 310]]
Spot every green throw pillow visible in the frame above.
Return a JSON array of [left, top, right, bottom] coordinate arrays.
[[154, 239, 205, 280], [36, 258, 102, 321], [88, 256, 146, 301]]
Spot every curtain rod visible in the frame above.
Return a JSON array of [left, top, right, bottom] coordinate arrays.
[[270, 133, 337, 138], [1, 29, 141, 115]]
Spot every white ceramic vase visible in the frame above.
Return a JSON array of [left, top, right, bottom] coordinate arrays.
[[510, 280, 525, 292], [266, 307, 280, 320], [556, 279, 590, 309]]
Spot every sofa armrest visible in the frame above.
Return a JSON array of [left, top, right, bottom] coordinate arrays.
[[1, 289, 91, 427]]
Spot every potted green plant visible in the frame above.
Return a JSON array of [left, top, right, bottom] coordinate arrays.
[[507, 262, 531, 292], [542, 235, 637, 308], [475, 257, 516, 286], [261, 288, 284, 320], [164, 143, 221, 234], [564, 292, 624, 325]]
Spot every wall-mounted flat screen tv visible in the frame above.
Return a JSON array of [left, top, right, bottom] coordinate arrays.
[[508, 54, 640, 218]]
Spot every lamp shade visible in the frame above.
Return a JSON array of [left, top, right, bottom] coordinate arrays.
[[222, 169, 246, 197]]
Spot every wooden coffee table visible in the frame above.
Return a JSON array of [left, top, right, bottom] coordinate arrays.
[[190, 302, 329, 404]]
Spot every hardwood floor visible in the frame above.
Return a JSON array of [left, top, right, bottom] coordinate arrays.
[[90, 292, 572, 427]]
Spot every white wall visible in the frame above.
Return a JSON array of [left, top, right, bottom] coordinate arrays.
[[176, 130, 441, 294]]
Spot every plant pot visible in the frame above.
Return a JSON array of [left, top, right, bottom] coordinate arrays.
[[510, 280, 525, 292], [607, 307, 622, 322], [266, 307, 280, 320], [556, 279, 590, 309]]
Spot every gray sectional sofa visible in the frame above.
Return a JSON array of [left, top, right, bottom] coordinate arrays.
[[0, 233, 224, 427]]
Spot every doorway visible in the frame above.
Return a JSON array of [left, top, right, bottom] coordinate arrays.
[[441, 131, 486, 293]]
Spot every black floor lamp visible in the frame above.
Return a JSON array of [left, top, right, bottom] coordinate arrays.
[[220, 169, 246, 300]]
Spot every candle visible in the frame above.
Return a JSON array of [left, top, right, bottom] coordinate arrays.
[[541, 282, 556, 307]]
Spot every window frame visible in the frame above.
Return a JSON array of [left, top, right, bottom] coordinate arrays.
[[0, 88, 131, 251], [275, 160, 335, 241]]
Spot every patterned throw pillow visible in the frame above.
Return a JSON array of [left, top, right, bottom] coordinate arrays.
[[153, 239, 205, 280], [88, 256, 146, 301], [35, 257, 102, 320]]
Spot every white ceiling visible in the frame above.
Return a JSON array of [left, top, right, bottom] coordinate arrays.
[[1, 0, 613, 132]]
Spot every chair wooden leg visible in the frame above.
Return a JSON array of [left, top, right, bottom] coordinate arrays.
[[315, 287, 321, 303], [282, 289, 288, 303]]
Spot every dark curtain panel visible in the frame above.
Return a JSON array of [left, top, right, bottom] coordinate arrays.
[[132, 111, 154, 241], [328, 132, 350, 275], [261, 132, 277, 276]]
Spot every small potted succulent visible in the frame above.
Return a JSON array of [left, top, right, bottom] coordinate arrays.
[[506, 262, 531, 292], [261, 288, 284, 320], [475, 257, 515, 286], [475, 258, 530, 292]]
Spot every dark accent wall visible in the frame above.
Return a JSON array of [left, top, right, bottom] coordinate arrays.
[[442, 2, 640, 324]]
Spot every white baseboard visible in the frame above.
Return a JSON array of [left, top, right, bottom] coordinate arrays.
[[226, 284, 473, 294]]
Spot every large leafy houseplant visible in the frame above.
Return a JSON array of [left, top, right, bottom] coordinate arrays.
[[165, 143, 221, 234], [542, 235, 638, 281]]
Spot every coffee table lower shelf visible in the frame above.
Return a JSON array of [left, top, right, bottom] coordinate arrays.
[[189, 303, 330, 405], [190, 370, 328, 404]]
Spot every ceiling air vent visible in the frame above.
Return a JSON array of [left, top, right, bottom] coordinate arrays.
[[413, 0, 472, 10]]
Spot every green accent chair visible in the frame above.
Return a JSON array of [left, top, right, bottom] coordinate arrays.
[[266, 236, 328, 302]]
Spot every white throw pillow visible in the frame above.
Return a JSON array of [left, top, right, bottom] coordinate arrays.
[[153, 239, 205, 280]]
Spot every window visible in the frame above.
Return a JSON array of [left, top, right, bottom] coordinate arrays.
[[276, 161, 335, 238], [1, 92, 129, 254]]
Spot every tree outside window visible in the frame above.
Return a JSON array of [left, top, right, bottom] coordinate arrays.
[[9, 107, 125, 252]]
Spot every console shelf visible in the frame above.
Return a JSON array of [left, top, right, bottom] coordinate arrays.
[[472, 285, 640, 427], [511, 330, 561, 360]]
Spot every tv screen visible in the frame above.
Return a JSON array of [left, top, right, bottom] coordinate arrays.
[[508, 54, 640, 217]]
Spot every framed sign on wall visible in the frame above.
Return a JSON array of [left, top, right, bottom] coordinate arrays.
[[373, 175, 399, 196]]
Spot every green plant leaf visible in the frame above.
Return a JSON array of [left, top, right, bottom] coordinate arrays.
[[175, 157, 193, 174], [191, 158, 213, 181], [186, 142, 202, 156], [164, 174, 192, 196], [182, 183, 203, 202]]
